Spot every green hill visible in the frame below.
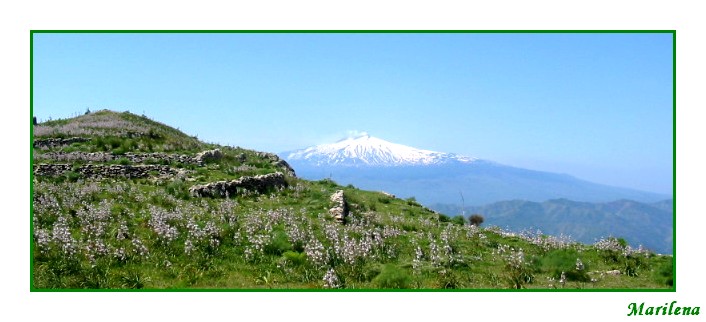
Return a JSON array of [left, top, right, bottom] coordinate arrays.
[[31, 110, 673, 290], [432, 198, 673, 254]]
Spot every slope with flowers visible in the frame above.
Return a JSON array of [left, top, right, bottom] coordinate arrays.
[[31, 110, 673, 290]]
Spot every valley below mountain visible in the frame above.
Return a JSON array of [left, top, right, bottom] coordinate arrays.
[[432, 199, 674, 254], [31, 111, 674, 289], [283, 133, 670, 206], [283, 133, 674, 255]]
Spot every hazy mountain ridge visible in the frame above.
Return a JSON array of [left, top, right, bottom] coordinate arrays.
[[283, 134, 673, 254], [282, 135, 670, 206], [432, 198, 673, 254]]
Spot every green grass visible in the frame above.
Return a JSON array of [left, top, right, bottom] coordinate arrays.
[[32, 176, 672, 290], [31, 110, 674, 290]]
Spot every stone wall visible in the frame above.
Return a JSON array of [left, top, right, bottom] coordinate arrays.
[[189, 172, 287, 198], [34, 163, 178, 178], [34, 164, 72, 176], [33, 141, 297, 181], [35, 151, 200, 164], [126, 152, 198, 164], [33, 137, 90, 149]]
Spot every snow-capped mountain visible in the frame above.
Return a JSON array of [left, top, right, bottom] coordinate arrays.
[[280, 133, 669, 207], [280, 133, 672, 255], [284, 132, 477, 166]]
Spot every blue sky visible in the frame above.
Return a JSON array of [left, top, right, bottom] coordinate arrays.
[[32, 32, 674, 194]]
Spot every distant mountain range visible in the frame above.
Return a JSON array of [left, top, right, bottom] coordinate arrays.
[[31, 110, 674, 289], [282, 133, 674, 254], [281, 133, 671, 206], [432, 199, 673, 254]]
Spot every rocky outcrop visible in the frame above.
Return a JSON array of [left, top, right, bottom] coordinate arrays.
[[254, 152, 296, 177], [189, 172, 287, 198], [329, 190, 348, 223], [272, 159, 296, 177], [33, 163, 178, 178], [195, 149, 223, 164], [33, 137, 90, 149]]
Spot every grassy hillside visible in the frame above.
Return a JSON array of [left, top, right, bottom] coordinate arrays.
[[432, 198, 674, 254], [31, 110, 673, 290]]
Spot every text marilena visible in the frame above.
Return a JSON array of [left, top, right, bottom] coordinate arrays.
[[628, 301, 700, 316]]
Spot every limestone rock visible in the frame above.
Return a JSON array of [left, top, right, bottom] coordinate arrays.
[[329, 190, 348, 223]]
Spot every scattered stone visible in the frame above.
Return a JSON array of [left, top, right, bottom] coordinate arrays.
[[329, 190, 348, 223], [606, 269, 621, 276], [381, 191, 396, 199]]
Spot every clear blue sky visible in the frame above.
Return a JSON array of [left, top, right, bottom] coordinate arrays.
[[32, 32, 674, 195]]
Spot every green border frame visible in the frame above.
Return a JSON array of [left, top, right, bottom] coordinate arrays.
[[30, 30, 676, 292]]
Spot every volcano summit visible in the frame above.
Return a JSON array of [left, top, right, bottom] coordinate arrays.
[[281, 134, 669, 207], [285, 132, 477, 167]]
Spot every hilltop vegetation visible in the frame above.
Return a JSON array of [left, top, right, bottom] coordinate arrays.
[[31, 110, 673, 290], [432, 198, 674, 254]]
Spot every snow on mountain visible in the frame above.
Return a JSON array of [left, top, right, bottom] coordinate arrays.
[[284, 132, 477, 166], [280, 132, 670, 208]]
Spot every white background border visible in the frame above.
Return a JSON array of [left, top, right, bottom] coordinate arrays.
[[3, 1, 702, 321]]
